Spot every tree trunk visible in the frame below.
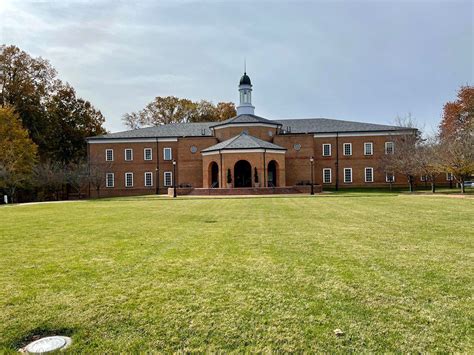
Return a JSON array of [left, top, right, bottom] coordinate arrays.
[[408, 175, 414, 192], [431, 181, 435, 193], [460, 178, 465, 194]]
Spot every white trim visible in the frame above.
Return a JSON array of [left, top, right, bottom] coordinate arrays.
[[322, 168, 332, 184], [385, 172, 395, 183], [144, 172, 153, 187], [124, 148, 133, 161], [385, 141, 395, 154], [163, 171, 173, 187], [446, 172, 453, 181], [364, 142, 373, 156], [322, 143, 331, 157], [343, 168, 352, 183], [144, 148, 153, 161], [105, 173, 114, 188], [125, 172, 133, 187], [365, 167, 374, 183], [314, 130, 413, 138], [105, 149, 113, 161], [201, 149, 286, 156], [89, 138, 178, 144], [212, 123, 279, 130], [343, 143, 352, 156], [163, 147, 172, 161]]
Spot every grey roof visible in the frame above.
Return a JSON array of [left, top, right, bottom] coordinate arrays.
[[275, 118, 411, 134], [210, 114, 281, 128], [201, 132, 286, 152], [88, 117, 412, 140], [88, 122, 214, 140]]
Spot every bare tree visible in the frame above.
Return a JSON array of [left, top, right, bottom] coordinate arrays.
[[88, 163, 112, 198], [34, 160, 67, 200], [438, 130, 474, 193], [414, 137, 442, 193]]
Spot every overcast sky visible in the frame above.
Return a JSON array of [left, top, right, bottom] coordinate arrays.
[[1, 0, 472, 133]]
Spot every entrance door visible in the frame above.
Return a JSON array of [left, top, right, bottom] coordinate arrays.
[[268, 160, 278, 187], [234, 160, 252, 187]]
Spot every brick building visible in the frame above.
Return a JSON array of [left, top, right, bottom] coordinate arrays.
[[87, 72, 451, 197]]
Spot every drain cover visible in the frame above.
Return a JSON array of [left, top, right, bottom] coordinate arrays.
[[24, 336, 71, 353]]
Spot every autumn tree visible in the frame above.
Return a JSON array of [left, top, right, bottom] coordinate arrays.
[[438, 130, 474, 194], [0, 45, 106, 163], [122, 96, 236, 128], [46, 83, 106, 163], [414, 137, 442, 193], [0, 107, 38, 202], [439, 86, 473, 138]]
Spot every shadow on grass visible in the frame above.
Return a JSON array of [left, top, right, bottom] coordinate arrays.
[[10, 325, 76, 351]]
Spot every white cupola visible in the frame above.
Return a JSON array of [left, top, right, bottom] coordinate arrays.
[[236, 72, 255, 115]]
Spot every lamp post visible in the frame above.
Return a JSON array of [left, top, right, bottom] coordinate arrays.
[[173, 160, 177, 198], [310, 156, 314, 195]]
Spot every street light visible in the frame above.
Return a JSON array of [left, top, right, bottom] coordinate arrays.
[[310, 156, 314, 195], [172, 160, 177, 198]]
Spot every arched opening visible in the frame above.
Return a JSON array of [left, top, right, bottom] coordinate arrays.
[[234, 160, 252, 188], [209, 162, 219, 188], [268, 160, 278, 187]]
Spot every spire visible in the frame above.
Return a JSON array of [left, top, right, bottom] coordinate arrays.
[[237, 69, 254, 115]]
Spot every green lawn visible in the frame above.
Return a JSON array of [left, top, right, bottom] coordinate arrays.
[[0, 193, 473, 352]]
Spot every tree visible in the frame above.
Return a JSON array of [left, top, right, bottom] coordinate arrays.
[[34, 160, 67, 200], [439, 86, 473, 138], [122, 96, 236, 128], [0, 107, 38, 202], [438, 130, 474, 194], [46, 83, 106, 163], [380, 115, 420, 192], [414, 137, 442, 193], [88, 163, 113, 198]]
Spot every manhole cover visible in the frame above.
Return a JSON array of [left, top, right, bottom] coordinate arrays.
[[24, 336, 72, 353]]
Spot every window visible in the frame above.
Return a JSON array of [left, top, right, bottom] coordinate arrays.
[[343, 143, 352, 156], [125, 148, 133, 161], [322, 144, 331, 157], [446, 172, 453, 181], [420, 175, 427, 182], [365, 167, 374, 183], [386, 172, 395, 183], [163, 147, 172, 161], [323, 168, 332, 184], [385, 142, 394, 154], [364, 142, 373, 155], [344, 168, 352, 183], [144, 172, 153, 187], [106, 173, 114, 188], [164, 171, 173, 187], [125, 172, 133, 187], [106, 149, 113, 161], [144, 148, 152, 161]]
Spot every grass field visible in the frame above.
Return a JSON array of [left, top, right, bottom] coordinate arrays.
[[0, 193, 473, 352]]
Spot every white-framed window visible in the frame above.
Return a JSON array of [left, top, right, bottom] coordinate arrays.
[[385, 142, 394, 154], [420, 175, 427, 182], [446, 172, 453, 181], [163, 147, 172, 161], [125, 172, 133, 187], [343, 143, 352, 156], [164, 171, 173, 187], [344, 168, 352, 183], [144, 172, 153, 187], [365, 167, 374, 183], [386, 172, 395, 183], [323, 168, 332, 184], [105, 173, 114, 188], [364, 142, 373, 156], [125, 148, 133, 161], [105, 149, 114, 161], [322, 144, 331, 157], [144, 148, 153, 161]]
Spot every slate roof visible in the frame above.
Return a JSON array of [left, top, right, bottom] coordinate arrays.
[[210, 114, 281, 128], [88, 117, 412, 140], [201, 132, 286, 152]]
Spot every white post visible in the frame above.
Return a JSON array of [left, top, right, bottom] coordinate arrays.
[[3, 195, 8, 204]]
